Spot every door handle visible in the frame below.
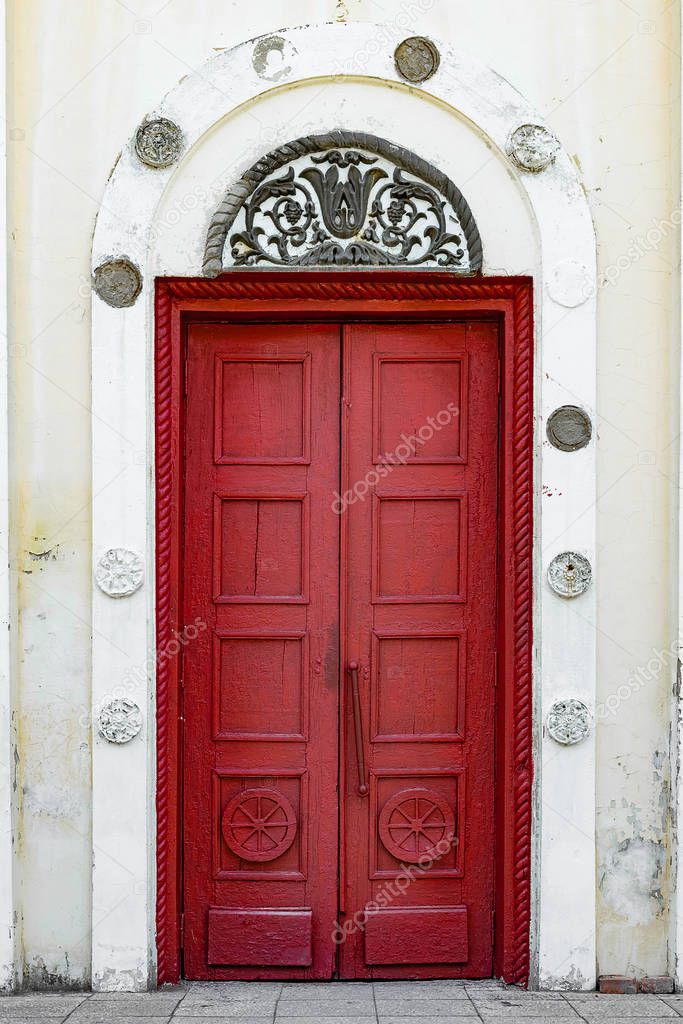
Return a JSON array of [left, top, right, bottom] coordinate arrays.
[[348, 661, 368, 796]]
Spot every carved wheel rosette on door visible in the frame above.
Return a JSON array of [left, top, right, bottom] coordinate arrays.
[[378, 787, 456, 864], [221, 788, 298, 863]]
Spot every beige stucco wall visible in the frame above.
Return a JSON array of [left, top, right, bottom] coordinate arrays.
[[6, 0, 679, 987]]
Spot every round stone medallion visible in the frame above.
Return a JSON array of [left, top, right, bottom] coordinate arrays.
[[507, 123, 560, 172], [134, 117, 183, 168], [547, 405, 592, 452], [222, 788, 297, 863], [251, 35, 297, 83], [394, 37, 440, 83], [546, 698, 592, 746], [547, 260, 593, 307], [98, 698, 143, 744], [547, 551, 592, 598], [93, 259, 142, 308], [95, 547, 144, 597], [378, 787, 454, 864]]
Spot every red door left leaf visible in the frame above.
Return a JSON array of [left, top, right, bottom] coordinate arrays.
[[182, 322, 342, 979]]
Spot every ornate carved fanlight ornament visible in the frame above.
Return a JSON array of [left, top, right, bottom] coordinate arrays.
[[203, 131, 482, 274]]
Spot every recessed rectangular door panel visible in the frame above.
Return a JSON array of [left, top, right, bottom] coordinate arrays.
[[364, 907, 468, 965], [340, 323, 499, 978], [182, 323, 341, 979], [207, 909, 313, 966]]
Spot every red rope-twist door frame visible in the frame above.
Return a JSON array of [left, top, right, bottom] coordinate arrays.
[[154, 272, 534, 986]]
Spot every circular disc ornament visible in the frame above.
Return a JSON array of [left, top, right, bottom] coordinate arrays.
[[222, 787, 297, 863], [547, 405, 592, 452], [547, 260, 593, 307], [394, 37, 440, 83], [378, 787, 455, 864], [547, 551, 592, 598], [93, 258, 142, 308], [134, 117, 183, 168], [97, 698, 143, 744], [95, 547, 144, 597], [507, 123, 560, 172], [547, 698, 592, 745]]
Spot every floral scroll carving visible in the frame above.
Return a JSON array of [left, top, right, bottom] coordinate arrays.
[[203, 132, 482, 274]]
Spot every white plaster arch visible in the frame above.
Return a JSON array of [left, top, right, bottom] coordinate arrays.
[[90, 22, 597, 991]]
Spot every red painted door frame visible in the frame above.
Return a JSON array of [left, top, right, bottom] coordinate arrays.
[[154, 272, 534, 987]]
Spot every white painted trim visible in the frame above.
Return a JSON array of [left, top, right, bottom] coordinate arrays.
[[91, 22, 597, 990], [0, 0, 16, 992], [672, 6, 683, 991]]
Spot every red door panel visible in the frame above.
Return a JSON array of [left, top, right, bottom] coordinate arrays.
[[182, 318, 499, 979], [182, 322, 341, 979], [339, 323, 499, 978]]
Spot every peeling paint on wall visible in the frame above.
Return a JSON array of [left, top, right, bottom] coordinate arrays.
[[600, 836, 666, 925], [25, 956, 88, 993]]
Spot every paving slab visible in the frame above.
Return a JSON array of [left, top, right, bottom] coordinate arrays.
[[378, 1018, 480, 1024], [175, 998, 278, 1018], [91, 989, 185, 999], [0, 1018, 85, 1024], [373, 985, 469, 1000], [563, 995, 677, 1018], [0, 994, 87, 1007], [467, 990, 566, 1003], [653, 995, 683, 1011], [281, 985, 371, 1000], [277, 1000, 375, 1017], [0, 994, 89, 1018], [190, 1020, 282, 1024], [71, 995, 184, 1017], [180, 1019, 278, 1024], [275, 1018, 376, 1024], [65, 1018, 173, 1024], [373, 1000, 476, 1018], [475, 1018, 580, 1024], [183, 985, 282, 999], [469, 997, 580, 1017]]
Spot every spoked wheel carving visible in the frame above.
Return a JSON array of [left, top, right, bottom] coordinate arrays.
[[378, 787, 455, 864], [221, 787, 297, 863]]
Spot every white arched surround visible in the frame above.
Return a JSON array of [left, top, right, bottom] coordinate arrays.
[[90, 23, 597, 990]]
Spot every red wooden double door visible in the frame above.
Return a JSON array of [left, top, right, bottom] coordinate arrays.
[[182, 319, 499, 979]]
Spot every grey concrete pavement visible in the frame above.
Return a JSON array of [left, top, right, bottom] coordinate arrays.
[[1, 982, 683, 1024]]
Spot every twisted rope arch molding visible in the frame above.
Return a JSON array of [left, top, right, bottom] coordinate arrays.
[[154, 272, 534, 986]]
